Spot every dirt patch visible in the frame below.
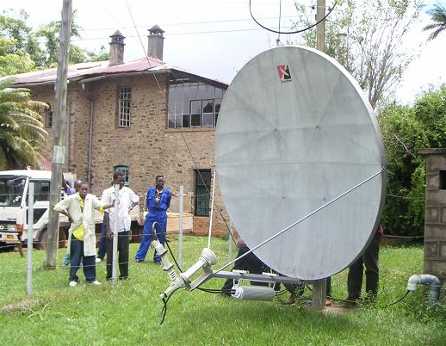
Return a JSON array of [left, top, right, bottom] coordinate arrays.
[[1, 298, 44, 314], [321, 303, 358, 316]]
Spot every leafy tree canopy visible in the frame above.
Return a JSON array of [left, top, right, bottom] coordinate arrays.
[[0, 9, 109, 75], [379, 85, 446, 235]]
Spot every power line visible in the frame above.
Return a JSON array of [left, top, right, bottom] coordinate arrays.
[[71, 26, 298, 43], [249, 0, 339, 35], [78, 15, 303, 32]]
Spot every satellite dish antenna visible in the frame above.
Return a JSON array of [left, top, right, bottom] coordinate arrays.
[[216, 46, 385, 280]]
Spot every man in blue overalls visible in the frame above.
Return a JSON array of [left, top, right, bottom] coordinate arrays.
[[135, 175, 171, 263]]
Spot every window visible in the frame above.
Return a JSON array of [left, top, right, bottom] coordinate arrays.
[[113, 165, 129, 186], [440, 171, 446, 190], [45, 104, 53, 128], [168, 82, 225, 129], [190, 100, 202, 127], [195, 169, 211, 216], [24, 180, 50, 206], [33, 181, 50, 201], [202, 100, 214, 128], [118, 87, 131, 128]]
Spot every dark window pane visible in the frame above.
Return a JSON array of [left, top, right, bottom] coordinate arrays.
[[47, 110, 53, 128], [33, 208, 46, 224], [45, 103, 53, 128], [34, 181, 50, 201], [215, 101, 221, 114], [191, 113, 201, 127], [182, 114, 190, 128], [203, 100, 213, 113], [440, 171, 446, 190], [195, 169, 211, 217]]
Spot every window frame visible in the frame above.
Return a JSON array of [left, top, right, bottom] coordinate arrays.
[[202, 99, 215, 128], [190, 99, 202, 128], [194, 169, 211, 217], [167, 82, 224, 129], [117, 87, 131, 128]]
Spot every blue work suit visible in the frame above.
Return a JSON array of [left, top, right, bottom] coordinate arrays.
[[135, 187, 171, 263]]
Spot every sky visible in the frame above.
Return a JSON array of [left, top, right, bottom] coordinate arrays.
[[5, 0, 446, 104]]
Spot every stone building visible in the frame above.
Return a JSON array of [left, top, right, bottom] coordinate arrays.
[[12, 26, 228, 234]]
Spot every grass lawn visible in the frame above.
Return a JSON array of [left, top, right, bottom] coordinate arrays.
[[1, 236, 445, 345]]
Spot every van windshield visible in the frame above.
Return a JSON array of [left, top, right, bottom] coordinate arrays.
[[0, 176, 26, 207]]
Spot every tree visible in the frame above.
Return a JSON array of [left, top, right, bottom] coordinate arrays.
[[296, 0, 422, 108], [0, 10, 43, 74], [1, 9, 106, 71], [0, 79, 48, 169], [86, 45, 109, 62], [0, 37, 35, 76], [424, 3, 446, 40], [379, 86, 446, 236], [36, 18, 83, 67]]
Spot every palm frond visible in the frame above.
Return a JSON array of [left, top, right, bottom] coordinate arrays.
[[425, 4, 446, 40], [0, 132, 37, 166], [0, 81, 48, 168]]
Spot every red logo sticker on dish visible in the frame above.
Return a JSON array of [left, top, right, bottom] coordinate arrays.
[[277, 64, 292, 82]]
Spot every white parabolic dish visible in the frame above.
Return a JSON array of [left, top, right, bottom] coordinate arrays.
[[216, 46, 385, 280]]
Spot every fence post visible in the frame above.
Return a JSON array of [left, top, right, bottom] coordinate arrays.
[[26, 182, 34, 296], [178, 185, 184, 268]]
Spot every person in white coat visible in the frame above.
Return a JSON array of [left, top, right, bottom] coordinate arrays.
[[101, 171, 139, 280], [54, 182, 113, 287]]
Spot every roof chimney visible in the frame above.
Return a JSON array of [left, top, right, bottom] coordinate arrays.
[[147, 25, 164, 60], [109, 30, 125, 66]]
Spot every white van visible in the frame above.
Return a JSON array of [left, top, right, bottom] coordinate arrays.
[[0, 170, 71, 249]]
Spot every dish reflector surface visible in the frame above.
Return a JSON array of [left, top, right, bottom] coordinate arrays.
[[216, 46, 385, 280]]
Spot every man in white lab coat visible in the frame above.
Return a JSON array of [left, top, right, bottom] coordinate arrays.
[[54, 182, 113, 287], [102, 171, 139, 280]]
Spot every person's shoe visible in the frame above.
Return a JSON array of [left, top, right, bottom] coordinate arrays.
[[135, 259, 144, 263], [95, 258, 102, 263], [69, 281, 78, 287], [119, 276, 129, 280], [89, 280, 102, 285]]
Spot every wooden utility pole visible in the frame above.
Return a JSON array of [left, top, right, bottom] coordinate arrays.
[[45, 0, 73, 269], [316, 0, 326, 52], [312, 0, 328, 310]]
